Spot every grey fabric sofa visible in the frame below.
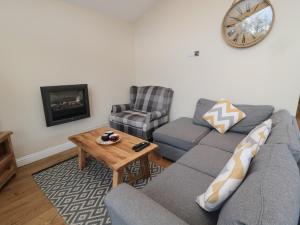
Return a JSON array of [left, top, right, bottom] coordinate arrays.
[[105, 99, 300, 225], [109, 86, 173, 140]]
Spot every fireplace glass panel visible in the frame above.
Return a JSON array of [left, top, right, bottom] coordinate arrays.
[[49, 90, 87, 121]]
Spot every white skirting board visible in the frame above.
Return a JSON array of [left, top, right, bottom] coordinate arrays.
[[16, 142, 76, 167], [15, 123, 108, 167]]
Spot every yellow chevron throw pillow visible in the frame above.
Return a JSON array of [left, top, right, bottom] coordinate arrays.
[[203, 99, 246, 134], [196, 119, 272, 212]]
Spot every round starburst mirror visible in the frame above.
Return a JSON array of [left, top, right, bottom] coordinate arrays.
[[222, 0, 275, 48]]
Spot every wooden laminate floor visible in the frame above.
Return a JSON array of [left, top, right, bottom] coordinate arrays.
[[0, 148, 172, 225]]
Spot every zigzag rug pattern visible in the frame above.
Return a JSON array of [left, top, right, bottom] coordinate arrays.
[[33, 157, 163, 225]]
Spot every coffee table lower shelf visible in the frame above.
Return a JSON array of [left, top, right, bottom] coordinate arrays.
[[78, 147, 151, 188]]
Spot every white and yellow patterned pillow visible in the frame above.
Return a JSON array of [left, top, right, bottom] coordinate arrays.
[[196, 119, 272, 212], [203, 99, 246, 134]]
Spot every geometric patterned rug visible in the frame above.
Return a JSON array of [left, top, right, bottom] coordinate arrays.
[[33, 157, 163, 225]]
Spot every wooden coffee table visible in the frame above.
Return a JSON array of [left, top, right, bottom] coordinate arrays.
[[69, 127, 158, 188]]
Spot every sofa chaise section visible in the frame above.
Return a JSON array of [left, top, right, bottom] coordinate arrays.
[[153, 117, 211, 161]]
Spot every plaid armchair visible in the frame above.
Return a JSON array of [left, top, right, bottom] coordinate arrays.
[[109, 86, 174, 140]]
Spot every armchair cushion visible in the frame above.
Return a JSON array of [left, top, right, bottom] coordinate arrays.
[[110, 110, 147, 128], [130, 86, 138, 106], [111, 104, 131, 114], [134, 86, 173, 113]]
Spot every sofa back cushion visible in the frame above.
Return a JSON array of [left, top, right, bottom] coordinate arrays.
[[217, 144, 300, 225], [193, 98, 274, 134], [267, 110, 300, 163], [133, 86, 173, 113]]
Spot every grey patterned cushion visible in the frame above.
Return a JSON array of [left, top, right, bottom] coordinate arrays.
[[110, 115, 169, 140], [134, 86, 173, 113], [130, 86, 138, 106], [110, 110, 147, 128]]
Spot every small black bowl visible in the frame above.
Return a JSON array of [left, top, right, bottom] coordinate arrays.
[[105, 131, 114, 137], [109, 134, 120, 142], [101, 134, 110, 142]]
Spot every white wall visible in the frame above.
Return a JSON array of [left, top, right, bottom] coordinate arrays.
[[134, 0, 300, 120], [0, 0, 134, 158]]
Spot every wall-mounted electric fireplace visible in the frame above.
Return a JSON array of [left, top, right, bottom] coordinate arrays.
[[41, 84, 90, 127]]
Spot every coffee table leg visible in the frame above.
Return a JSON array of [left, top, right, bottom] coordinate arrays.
[[140, 156, 150, 179], [78, 148, 86, 170], [112, 169, 124, 188]]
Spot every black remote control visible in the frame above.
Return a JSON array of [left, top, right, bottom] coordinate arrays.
[[132, 142, 146, 150], [135, 142, 150, 152], [132, 142, 150, 152]]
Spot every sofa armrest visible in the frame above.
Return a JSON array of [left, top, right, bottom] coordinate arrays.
[[105, 184, 188, 225], [146, 110, 167, 122], [111, 104, 131, 114]]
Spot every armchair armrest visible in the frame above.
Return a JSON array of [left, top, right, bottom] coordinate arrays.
[[146, 110, 167, 122], [105, 184, 188, 225], [111, 104, 131, 114]]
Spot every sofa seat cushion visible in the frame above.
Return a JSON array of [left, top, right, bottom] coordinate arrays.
[[143, 163, 219, 225], [153, 117, 211, 150], [177, 145, 232, 177], [110, 110, 146, 128], [218, 144, 300, 225], [200, 130, 246, 153]]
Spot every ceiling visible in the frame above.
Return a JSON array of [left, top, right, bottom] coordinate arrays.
[[64, 0, 159, 22]]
